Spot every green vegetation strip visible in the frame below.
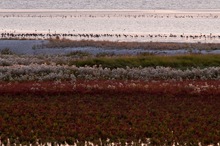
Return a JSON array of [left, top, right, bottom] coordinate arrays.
[[70, 54, 220, 69]]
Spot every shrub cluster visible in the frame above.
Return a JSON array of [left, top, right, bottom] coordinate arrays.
[[0, 64, 220, 81]]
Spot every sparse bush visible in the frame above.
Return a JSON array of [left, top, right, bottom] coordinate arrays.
[[0, 48, 14, 55], [66, 51, 92, 57], [96, 52, 116, 57]]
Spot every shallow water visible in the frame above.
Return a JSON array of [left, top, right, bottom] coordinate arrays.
[[0, 0, 220, 9], [1, 40, 220, 55]]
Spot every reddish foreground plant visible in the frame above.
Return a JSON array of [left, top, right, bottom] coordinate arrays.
[[0, 80, 219, 145], [0, 80, 220, 97]]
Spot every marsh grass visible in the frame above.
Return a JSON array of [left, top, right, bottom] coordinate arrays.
[[70, 54, 220, 69]]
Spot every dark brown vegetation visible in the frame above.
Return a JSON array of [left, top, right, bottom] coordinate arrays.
[[45, 39, 220, 50], [0, 80, 220, 145]]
